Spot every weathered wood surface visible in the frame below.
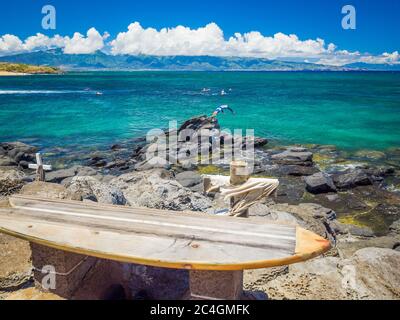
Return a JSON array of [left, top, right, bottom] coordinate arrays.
[[0, 195, 330, 271]]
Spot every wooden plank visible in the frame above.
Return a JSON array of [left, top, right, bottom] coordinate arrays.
[[0, 195, 331, 271]]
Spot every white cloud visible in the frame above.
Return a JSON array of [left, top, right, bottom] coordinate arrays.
[[0, 28, 106, 56], [64, 28, 105, 54], [317, 50, 400, 66], [0, 22, 398, 66], [110, 22, 226, 56], [0, 34, 24, 53], [110, 22, 336, 59]]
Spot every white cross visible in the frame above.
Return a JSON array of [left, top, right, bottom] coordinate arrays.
[[28, 153, 52, 181]]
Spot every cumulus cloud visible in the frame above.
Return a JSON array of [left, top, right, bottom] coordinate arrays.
[[0, 22, 398, 66], [110, 22, 399, 66], [0, 34, 24, 53], [317, 50, 400, 66], [63, 28, 105, 54], [110, 22, 336, 59], [0, 28, 106, 56]]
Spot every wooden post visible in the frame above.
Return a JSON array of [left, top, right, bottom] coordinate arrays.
[[188, 161, 252, 300], [230, 160, 250, 218], [28, 153, 52, 182]]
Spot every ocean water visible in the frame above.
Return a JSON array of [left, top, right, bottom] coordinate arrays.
[[0, 71, 399, 152]]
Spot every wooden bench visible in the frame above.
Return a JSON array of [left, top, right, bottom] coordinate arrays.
[[0, 195, 330, 300]]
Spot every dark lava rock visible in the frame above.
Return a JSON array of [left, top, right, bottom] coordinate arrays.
[[330, 220, 374, 237], [0, 142, 38, 167], [279, 165, 319, 177], [242, 136, 268, 149], [178, 115, 219, 132], [0, 156, 17, 167], [365, 166, 395, 182], [275, 176, 306, 204], [333, 169, 372, 190], [104, 160, 129, 169], [305, 172, 337, 194], [271, 150, 313, 166], [111, 144, 122, 151], [46, 167, 79, 183]]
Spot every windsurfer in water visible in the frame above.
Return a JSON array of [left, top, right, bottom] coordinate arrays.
[[212, 105, 235, 118]]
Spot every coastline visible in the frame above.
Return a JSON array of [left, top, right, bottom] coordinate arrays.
[[0, 71, 28, 76]]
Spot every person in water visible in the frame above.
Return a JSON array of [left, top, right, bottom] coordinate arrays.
[[212, 105, 235, 117]]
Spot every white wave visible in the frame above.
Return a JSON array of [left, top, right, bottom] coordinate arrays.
[[0, 90, 95, 95]]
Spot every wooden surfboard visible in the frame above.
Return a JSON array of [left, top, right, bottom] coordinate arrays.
[[0, 195, 331, 271]]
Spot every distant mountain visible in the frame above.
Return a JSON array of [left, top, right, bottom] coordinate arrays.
[[0, 49, 398, 71], [343, 62, 400, 71]]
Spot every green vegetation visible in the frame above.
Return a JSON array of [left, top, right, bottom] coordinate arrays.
[[198, 165, 229, 176], [0, 62, 60, 74]]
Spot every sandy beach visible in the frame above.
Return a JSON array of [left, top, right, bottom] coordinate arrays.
[[0, 71, 27, 76]]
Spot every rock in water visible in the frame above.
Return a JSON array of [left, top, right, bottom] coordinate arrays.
[[0, 142, 37, 167], [279, 165, 319, 177], [305, 172, 337, 194], [333, 169, 372, 190], [178, 115, 219, 132], [271, 150, 313, 166]]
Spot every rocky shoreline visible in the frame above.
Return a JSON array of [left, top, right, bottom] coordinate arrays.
[[1, 115, 399, 300]]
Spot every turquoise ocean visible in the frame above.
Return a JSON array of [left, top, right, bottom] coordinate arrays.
[[0, 71, 399, 152]]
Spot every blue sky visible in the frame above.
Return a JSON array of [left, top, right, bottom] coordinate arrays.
[[0, 0, 399, 65]]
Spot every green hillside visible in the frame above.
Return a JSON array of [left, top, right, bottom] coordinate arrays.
[[0, 62, 60, 74]]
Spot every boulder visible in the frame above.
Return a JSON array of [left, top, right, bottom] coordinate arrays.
[[0, 156, 17, 167], [275, 176, 306, 204], [0, 234, 32, 291], [389, 220, 400, 235], [111, 169, 212, 212], [366, 166, 395, 182], [66, 176, 126, 205], [333, 169, 372, 190], [0, 142, 37, 155], [249, 203, 300, 225], [279, 165, 319, 177], [267, 202, 336, 239], [45, 166, 98, 184], [175, 171, 202, 188], [0, 168, 26, 196], [135, 157, 172, 171], [20, 181, 72, 200], [336, 236, 400, 258], [242, 136, 268, 149], [248, 248, 400, 300], [330, 220, 374, 237], [305, 172, 337, 194], [0, 142, 37, 167], [45, 166, 80, 184], [178, 115, 219, 132], [271, 150, 313, 166], [349, 248, 400, 299]]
